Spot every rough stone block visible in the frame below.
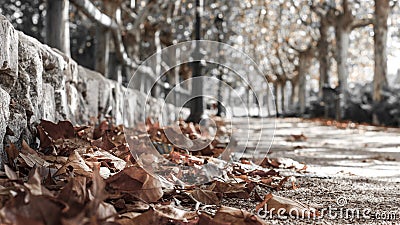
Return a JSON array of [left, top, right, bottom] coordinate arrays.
[[41, 83, 56, 122], [54, 90, 70, 122], [114, 83, 124, 125], [66, 81, 89, 125], [123, 88, 137, 127], [135, 91, 147, 123], [6, 104, 27, 144], [17, 34, 44, 119], [39, 41, 67, 91], [0, 87, 10, 159], [0, 15, 18, 93], [98, 77, 116, 119], [78, 66, 99, 119]]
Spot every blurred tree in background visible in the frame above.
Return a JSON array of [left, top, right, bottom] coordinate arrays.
[[1, 0, 399, 125]]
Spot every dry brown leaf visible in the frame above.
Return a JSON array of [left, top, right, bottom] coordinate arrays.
[[190, 189, 221, 205], [93, 120, 110, 140], [84, 150, 126, 172], [5, 142, 19, 166], [53, 138, 91, 156], [41, 155, 68, 164], [4, 164, 18, 180], [57, 176, 88, 218], [212, 206, 268, 225], [37, 125, 53, 150], [39, 120, 76, 140], [96, 202, 117, 221], [55, 151, 93, 177], [249, 169, 279, 177], [259, 158, 280, 168], [24, 166, 52, 196], [106, 166, 163, 203], [87, 165, 108, 217], [119, 211, 142, 219], [275, 158, 307, 171], [163, 126, 193, 150], [259, 157, 307, 171], [92, 133, 116, 151], [119, 201, 150, 212], [21, 140, 38, 155], [275, 176, 289, 191], [286, 133, 307, 142], [19, 152, 51, 168], [260, 178, 273, 185], [211, 181, 253, 199], [127, 204, 198, 225], [120, 208, 169, 225], [198, 212, 230, 225], [0, 191, 65, 225]]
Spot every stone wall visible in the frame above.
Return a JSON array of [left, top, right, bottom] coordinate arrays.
[[0, 15, 176, 157]]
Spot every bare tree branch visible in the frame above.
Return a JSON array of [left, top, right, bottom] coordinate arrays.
[[351, 18, 373, 29], [70, 0, 119, 29], [70, 0, 140, 69]]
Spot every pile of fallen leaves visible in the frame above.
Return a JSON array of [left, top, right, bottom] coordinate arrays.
[[0, 118, 317, 225]]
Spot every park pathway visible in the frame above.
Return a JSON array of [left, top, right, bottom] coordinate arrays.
[[221, 117, 400, 224], [229, 117, 400, 181]]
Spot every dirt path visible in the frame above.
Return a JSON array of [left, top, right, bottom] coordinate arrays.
[[228, 117, 400, 224]]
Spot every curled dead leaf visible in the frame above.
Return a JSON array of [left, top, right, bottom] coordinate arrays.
[[190, 189, 221, 205], [121, 204, 198, 225], [212, 206, 268, 225], [106, 166, 163, 203], [4, 164, 18, 180], [39, 120, 76, 141], [55, 151, 93, 177], [0, 191, 66, 225]]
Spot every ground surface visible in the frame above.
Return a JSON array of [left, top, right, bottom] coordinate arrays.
[[228, 117, 400, 224]]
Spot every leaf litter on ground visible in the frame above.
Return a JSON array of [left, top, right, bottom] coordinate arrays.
[[0, 117, 316, 224]]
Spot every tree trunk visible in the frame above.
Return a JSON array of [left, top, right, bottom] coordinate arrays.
[[335, 26, 350, 120], [317, 19, 330, 98], [108, 52, 122, 81], [94, 0, 119, 78], [280, 82, 286, 115], [298, 73, 306, 115], [46, 0, 70, 56], [298, 52, 311, 115], [151, 30, 162, 98], [273, 83, 279, 116], [373, 0, 389, 102], [289, 80, 298, 112], [186, 0, 203, 123], [333, 0, 358, 120], [247, 87, 252, 116], [95, 26, 110, 75], [264, 88, 271, 117], [335, 27, 350, 100], [70, 0, 137, 70]]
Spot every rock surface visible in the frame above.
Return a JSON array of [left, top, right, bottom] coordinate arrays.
[[0, 15, 18, 94], [0, 16, 177, 161], [0, 87, 10, 162]]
